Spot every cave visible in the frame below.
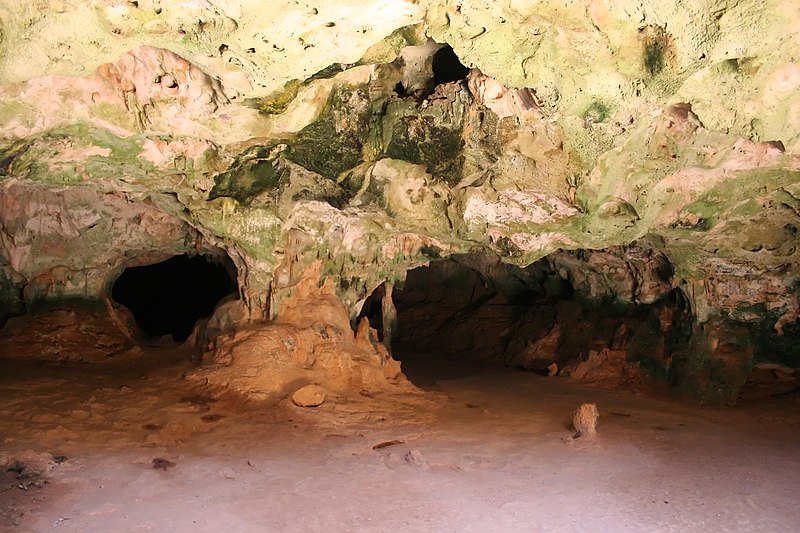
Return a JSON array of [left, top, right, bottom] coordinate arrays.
[[364, 252, 693, 393], [111, 253, 238, 342], [1, 1, 800, 530]]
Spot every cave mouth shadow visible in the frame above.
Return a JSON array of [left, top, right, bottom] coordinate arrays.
[[358, 251, 691, 393], [432, 44, 470, 88], [111, 253, 238, 342], [393, 42, 471, 99], [358, 254, 561, 386]]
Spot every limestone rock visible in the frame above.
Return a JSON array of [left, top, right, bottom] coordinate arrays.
[[1, 450, 59, 478], [568, 349, 641, 391], [96, 45, 230, 116], [0, 0, 798, 408], [573, 403, 600, 438], [404, 449, 429, 469], [190, 263, 413, 403], [0, 308, 134, 361], [292, 385, 326, 408], [371, 158, 451, 230], [466, 69, 540, 119], [507, 323, 562, 372], [0, 181, 213, 306]]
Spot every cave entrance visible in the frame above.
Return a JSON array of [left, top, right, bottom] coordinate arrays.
[[111, 253, 238, 342], [379, 254, 557, 385], [362, 250, 689, 391], [390, 41, 471, 99]]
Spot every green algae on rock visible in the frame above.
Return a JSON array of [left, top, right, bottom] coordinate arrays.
[[0, 0, 798, 406]]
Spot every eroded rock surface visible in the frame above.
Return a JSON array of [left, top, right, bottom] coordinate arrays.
[[191, 263, 412, 403], [0, 0, 798, 405], [573, 403, 600, 439]]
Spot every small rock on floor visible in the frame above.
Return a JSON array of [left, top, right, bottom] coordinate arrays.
[[292, 385, 326, 407], [405, 449, 429, 469], [152, 458, 176, 471], [573, 403, 600, 438]]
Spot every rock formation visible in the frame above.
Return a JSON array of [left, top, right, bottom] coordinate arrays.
[[573, 403, 600, 439], [0, 0, 798, 405]]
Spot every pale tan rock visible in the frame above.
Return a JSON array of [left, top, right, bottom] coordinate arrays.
[[547, 363, 558, 377], [568, 348, 641, 390], [275, 262, 353, 335], [292, 385, 326, 407], [96, 46, 229, 113], [466, 69, 540, 119], [371, 158, 451, 231], [191, 266, 414, 403], [573, 403, 600, 438]]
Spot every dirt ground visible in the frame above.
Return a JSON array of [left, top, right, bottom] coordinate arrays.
[[1, 347, 799, 533]]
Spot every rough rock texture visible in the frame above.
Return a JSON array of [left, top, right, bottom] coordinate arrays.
[[291, 384, 327, 408], [0, 0, 798, 405], [573, 403, 600, 439], [191, 263, 411, 403], [0, 306, 138, 361], [389, 254, 548, 359], [391, 252, 683, 394]]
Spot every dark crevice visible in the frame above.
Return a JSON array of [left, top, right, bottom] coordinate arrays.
[[432, 45, 470, 88]]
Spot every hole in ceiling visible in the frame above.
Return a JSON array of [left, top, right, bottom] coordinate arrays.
[[431, 45, 470, 88], [111, 253, 238, 342], [361, 251, 691, 389]]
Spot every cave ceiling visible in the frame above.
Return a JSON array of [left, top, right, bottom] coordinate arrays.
[[0, 0, 798, 340]]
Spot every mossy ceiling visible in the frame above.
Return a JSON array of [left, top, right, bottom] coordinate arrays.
[[0, 0, 798, 344]]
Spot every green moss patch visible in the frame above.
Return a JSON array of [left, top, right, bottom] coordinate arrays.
[[285, 85, 371, 180], [581, 101, 611, 124], [384, 115, 465, 187], [0, 141, 30, 177], [251, 79, 303, 116], [209, 146, 285, 204]]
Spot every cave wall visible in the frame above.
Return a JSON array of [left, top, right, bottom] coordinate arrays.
[[390, 253, 549, 358], [0, 180, 233, 308], [0, 0, 798, 403]]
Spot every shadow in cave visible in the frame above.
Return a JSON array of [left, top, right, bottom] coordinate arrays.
[[112, 254, 238, 342], [359, 254, 555, 387], [360, 251, 692, 393], [393, 42, 471, 100], [432, 44, 470, 88], [383, 254, 556, 388]]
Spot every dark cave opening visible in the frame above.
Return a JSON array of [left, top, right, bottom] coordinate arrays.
[[361, 251, 693, 391], [431, 45, 470, 87], [387, 254, 558, 366], [111, 254, 238, 342]]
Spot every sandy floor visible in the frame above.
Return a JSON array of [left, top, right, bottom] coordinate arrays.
[[1, 348, 799, 533]]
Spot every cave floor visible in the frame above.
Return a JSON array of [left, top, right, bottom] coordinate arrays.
[[1, 348, 799, 532]]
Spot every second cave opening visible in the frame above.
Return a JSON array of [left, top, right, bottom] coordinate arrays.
[[360, 251, 691, 392], [111, 253, 238, 342]]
